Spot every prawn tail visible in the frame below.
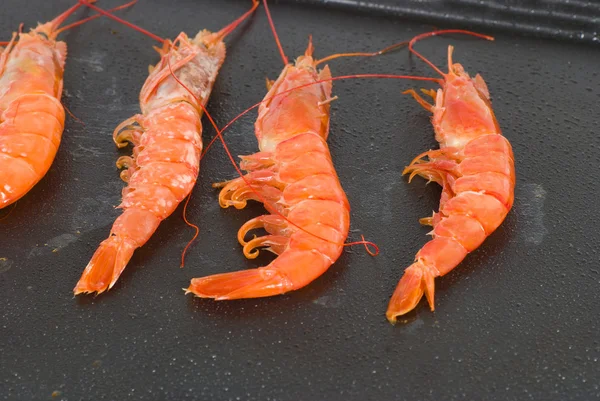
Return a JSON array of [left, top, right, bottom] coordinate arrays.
[[187, 248, 333, 300], [386, 261, 436, 324], [186, 268, 288, 300], [73, 236, 136, 295]]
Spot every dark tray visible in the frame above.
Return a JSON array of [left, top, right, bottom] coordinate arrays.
[[1, 1, 599, 400]]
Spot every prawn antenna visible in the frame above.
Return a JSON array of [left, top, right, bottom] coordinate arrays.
[[54, 0, 138, 36], [314, 40, 409, 66], [78, 0, 166, 44], [63, 104, 85, 125], [408, 29, 494, 76], [48, 1, 86, 35], [347, 234, 379, 256], [263, 0, 288, 65], [180, 193, 199, 268], [214, 0, 260, 42]]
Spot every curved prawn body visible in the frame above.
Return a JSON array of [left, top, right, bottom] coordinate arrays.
[[74, 2, 259, 295], [187, 41, 350, 300], [386, 44, 515, 323], [0, 6, 81, 208]]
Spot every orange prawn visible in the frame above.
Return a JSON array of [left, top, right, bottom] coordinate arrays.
[[386, 31, 515, 323], [186, 1, 380, 300], [73, 1, 259, 295], [0, 1, 135, 209]]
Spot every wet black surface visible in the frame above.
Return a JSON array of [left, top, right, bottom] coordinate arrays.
[[1, 1, 600, 400]]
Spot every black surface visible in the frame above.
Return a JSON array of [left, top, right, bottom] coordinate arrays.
[[1, 1, 600, 400]]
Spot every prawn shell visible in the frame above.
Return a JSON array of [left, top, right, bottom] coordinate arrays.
[[127, 162, 197, 200], [287, 200, 349, 232], [453, 171, 514, 206], [268, 249, 331, 288], [282, 174, 348, 208], [273, 132, 330, 162], [138, 125, 202, 149], [120, 184, 179, 219], [0, 134, 56, 175], [288, 223, 345, 261], [457, 152, 513, 178], [417, 237, 468, 276], [441, 191, 508, 235], [0, 154, 38, 204], [136, 139, 200, 170], [111, 208, 162, 246], [278, 152, 336, 184], [463, 134, 514, 161], [1, 94, 64, 148], [432, 214, 486, 252]]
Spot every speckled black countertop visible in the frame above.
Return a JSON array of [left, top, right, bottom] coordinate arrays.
[[1, 1, 599, 400]]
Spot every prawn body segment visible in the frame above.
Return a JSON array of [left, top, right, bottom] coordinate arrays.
[[188, 45, 351, 300], [387, 45, 515, 323]]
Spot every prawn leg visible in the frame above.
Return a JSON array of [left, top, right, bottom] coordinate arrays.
[[215, 169, 284, 212], [403, 89, 434, 112], [113, 115, 145, 148]]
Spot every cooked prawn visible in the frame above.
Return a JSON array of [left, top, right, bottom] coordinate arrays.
[[186, 1, 358, 300], [0, 0, 134, 208], [387, 31, 515, 323], [73, 1, 259, 295]]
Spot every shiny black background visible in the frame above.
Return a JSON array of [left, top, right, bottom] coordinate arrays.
[[1, 1, 599, 400]]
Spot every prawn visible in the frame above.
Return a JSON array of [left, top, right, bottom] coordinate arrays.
[[0, 0, 135, 209], [186, 1, 367, 300], [386, 30, 515, 323], [73, 1, 259, 295]]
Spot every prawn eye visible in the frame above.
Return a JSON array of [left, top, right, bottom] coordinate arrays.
[[37, 31, 49, 40]]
